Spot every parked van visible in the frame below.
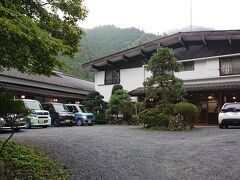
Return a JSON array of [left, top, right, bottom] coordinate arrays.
[[42, 102, 74, 126], [22, 99, 51, 128], [65, 104, 95, 126]]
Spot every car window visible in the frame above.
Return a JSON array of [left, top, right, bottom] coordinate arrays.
[[78, 105, 88, 113], [66, 105, 73, 112], [222, 104, 240, 112], [24, 100, 43, 110], [53, 104, 68, 112]]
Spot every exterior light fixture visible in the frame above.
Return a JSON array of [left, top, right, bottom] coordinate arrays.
[[21, 95, 25, 99], [75, 101, 80, 104], [233, 96, 236, 100], [208, 95, 213, 100], [53, 98, 58, 102], [149, 98, 154, 102]]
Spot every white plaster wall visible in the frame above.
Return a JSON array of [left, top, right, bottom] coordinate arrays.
[[174, 58, 220, 80], [120, 68, 144, 91], [95, 57, 240, 101], [95, 67, 145, 101]]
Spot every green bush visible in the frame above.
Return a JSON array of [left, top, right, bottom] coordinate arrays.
[[174, 102, 198, 126], [111, 85, 123, 95], [168, 114, 184, 131], [1, 140, 67, 179], [95, 113, 108, 124], [155, 103, 174, 115], [139, 108, 170, 128]]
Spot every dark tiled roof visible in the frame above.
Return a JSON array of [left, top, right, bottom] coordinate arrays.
[[83, 29, 240, 70], [129, 81, 240, 96], [0, 69, 94, 92], [1, 83, 85, 99]]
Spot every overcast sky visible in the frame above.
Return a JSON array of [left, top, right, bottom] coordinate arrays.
[[80, 0, 240, 35]]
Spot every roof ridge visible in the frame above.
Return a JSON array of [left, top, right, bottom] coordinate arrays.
[[54, 71, 94, 82]]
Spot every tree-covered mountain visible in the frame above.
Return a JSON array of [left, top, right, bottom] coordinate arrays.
[[61, 25, 159, 81]]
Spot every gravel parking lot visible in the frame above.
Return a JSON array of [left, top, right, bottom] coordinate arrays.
[[1, 125, 240, 180]]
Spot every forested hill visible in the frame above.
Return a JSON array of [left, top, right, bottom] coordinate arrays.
[[61, 25, 159, 80]]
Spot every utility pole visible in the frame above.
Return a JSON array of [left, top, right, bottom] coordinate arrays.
[[190, 0, 193, 31]]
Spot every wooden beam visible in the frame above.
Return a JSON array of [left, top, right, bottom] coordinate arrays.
[[140, 49, 147, 57], [228, 35, 232, 45], [178, 36, 185, 46], [92, 65, 101, 70], [202, 35, 207, 45], [106, 60, 114, 67], [122, 55, 129, 62]]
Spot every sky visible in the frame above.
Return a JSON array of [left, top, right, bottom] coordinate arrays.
[[80, 0, 240, 35]]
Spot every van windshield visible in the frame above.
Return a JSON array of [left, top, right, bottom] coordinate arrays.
[[24, 101, 43, 110], [78, 105, 88, 113], [53, 104, 68, 112]]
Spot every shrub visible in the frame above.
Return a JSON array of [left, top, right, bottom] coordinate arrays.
[[95, 113, 108, 124], [174, 102, 198, 126], [155, 103, 175, 115], [139, 108, 170, 128], [111, 85, 123, 95], [168, 114, 184, 131]]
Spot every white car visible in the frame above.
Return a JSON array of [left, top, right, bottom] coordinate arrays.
[[218, 103, 240, 129]]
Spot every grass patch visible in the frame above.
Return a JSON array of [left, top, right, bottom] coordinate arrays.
[[0, 139, 68, 179]]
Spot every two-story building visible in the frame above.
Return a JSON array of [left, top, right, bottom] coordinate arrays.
[[83, 30, 240, 124]]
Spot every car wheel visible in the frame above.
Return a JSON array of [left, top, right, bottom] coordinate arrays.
[[76, 120, 82, 126], [219, 123, 223, 129], [42, 125, 48, 128]]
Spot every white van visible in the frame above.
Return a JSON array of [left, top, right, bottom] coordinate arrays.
[[22, 99, 51, 128]]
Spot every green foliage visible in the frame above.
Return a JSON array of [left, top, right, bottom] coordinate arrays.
[[0, 92, 29, 157], [62, 25, 159, 80], [111, 84, 123, 95], [0, 140, 67, 179], [174, 102, 199, 125], [134, 101, 144, 112], [0, 92, 28, 128], [82, 91, 107, 114], [95, 113, 108, 125], [0, 0, 87, 75], [144, 48, 186, 104], [108, 89, 133, 121], [139, 108, 170, 128], [168, 114, 185, 131], [155, 103, 175, 116]]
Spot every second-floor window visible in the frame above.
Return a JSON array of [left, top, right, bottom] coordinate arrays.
[[220, 56, 240, 76], [105, 69, 120, 85], [180, 61, 194, 71]]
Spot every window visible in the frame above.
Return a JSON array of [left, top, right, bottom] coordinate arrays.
[[66, 105, 73, 112], [105, 69, 120, 85], [180, 61, 194, 71], [220, 56, 240, 76]]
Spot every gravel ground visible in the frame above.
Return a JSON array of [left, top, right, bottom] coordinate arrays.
[[1, 125, 240, 180]]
